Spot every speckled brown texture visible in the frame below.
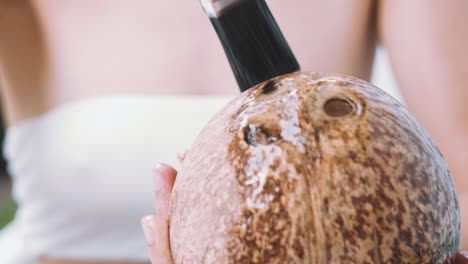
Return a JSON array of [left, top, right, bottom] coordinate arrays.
[[169, 72, 460, 263]]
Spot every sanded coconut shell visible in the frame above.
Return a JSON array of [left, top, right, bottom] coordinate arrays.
[[169, 72, 460, 264]]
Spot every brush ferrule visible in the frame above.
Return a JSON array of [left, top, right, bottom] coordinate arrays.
[[201, 0, 245, 18]]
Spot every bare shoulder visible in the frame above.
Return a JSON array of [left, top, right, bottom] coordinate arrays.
[[0, 0, 32, 16], [0, 1, 36, 34]]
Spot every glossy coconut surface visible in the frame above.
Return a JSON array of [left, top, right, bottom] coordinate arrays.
[[169, 72, 460, 263]]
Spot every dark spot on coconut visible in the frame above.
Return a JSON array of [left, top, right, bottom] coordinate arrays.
[[324, 198, 329, 214], [262, 80, 278, 94], [324, 98, 354, 117], [293, 237, 304, 259]]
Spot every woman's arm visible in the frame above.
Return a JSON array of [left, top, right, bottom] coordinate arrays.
[[377, 0, 468, 247], [0, 1, 51, 125]]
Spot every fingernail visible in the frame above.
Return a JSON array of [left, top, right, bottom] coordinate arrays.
[[141, 215, 155, 245], [152, 163, 169, 192], [177, 149, 189, 164]]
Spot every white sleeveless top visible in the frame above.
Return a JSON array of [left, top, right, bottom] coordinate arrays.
[[0, 94, 233, 263]]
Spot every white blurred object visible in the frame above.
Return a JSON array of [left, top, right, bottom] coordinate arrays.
[[0, 95, 233, 263], [370, 47, 404, 104]]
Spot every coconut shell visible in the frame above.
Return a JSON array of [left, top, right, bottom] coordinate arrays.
[[169, 72, 460, 263]]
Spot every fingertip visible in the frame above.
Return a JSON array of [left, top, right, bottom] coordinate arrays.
[[153, 163, 177, 175], [141, 215, 155, 246], [152, 163, 177, 188]]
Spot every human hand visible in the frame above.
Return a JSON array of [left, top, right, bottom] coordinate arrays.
[[141, 163, 177, 264]]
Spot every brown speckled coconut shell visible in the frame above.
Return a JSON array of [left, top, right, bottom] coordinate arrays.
[[169, 72, 460, 263]]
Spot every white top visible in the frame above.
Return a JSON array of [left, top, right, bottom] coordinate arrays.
[[0, 94, 233, 263]]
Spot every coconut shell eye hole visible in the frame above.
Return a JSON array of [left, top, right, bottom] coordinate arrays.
[[243, 124, 281, 146], [261, 80, 278, 94], [323, 98, 355, 117]]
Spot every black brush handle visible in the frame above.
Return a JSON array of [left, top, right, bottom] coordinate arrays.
[[204, 0, 300, 92]]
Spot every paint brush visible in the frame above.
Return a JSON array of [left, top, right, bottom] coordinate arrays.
[[201, 0, 300, 92]]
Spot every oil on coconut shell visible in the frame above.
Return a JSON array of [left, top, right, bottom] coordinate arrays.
[[169, 72, 460, 264]]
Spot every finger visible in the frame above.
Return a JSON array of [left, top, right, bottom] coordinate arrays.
[[152, 163, 178, 214], [153, 163, 177, 190], [140, 164, 178, 264], [141, 215, 173, 264], [177, 149, 189, 165], [151, 163, 177, 262]]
